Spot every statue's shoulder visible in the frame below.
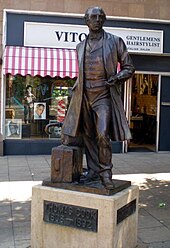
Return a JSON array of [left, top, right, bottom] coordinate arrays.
[[104, 31, 120, 42], [104, 31, 126, 49], [76, 39, 86, 51]]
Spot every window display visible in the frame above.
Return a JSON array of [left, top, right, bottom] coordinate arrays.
[[24, 85, 36, 123], [5, 74, 76, 139], [130, 73, 158, 147], [34, 102, 46, 120], [48, 120, 62, 139], [5, 119, 22, 139]]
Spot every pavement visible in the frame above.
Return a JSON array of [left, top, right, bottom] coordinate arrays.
[[0, 151, 170, 248]]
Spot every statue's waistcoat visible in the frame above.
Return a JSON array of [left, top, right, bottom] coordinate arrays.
[[84, 38, 107, 88]]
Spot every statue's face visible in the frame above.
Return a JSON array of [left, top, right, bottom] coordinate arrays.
[[86, 7, 105, 32]]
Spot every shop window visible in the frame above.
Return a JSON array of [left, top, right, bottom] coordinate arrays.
[[130, 74, 158, 146], [5, 74, 76, 140]]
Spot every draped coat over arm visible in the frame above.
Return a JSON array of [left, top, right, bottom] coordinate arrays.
[[62, 31, 135, 141]]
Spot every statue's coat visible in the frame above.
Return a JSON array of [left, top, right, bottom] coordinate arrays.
[[62, 31, 135, 141]]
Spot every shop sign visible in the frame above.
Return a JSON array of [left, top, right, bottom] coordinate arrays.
[[24, 22, 163, 54]]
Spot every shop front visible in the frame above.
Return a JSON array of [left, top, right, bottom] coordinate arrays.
[[1, 10, 170, 154], [3, 46, 77, 154]]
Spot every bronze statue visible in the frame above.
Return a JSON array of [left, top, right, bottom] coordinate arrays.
[[62, 6, 135, 189]]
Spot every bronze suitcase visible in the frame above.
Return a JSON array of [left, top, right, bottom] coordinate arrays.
[[51, 145, 83, 183]]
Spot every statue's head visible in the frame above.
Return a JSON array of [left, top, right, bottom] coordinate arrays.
[[84, 7, 106, 32]]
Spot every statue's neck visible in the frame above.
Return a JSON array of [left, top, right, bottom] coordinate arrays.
[[88, 29, 104, 40]]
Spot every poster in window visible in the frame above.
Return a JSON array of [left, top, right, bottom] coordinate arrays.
[[5, 119, 22, 139], [34, 102, 46, 120], [140, 75, 149, 95], [49, 120, 62, 139]]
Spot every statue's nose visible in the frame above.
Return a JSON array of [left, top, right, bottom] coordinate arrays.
[[96, 15, 100, 21]]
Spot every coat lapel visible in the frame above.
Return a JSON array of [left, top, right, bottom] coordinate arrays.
[[103, 31, 118, 78], [77, 39, 86, 67]]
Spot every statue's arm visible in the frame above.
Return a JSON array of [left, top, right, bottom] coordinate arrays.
[[107, 37, 135, 86], [116, 37, 135, 81]]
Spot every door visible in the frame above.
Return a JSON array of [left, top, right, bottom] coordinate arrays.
[[159, 76, 170, 151], [124, 73, 159, 152]]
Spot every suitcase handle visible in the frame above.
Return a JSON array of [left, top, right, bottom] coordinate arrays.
[[54, 158, 60, 171]]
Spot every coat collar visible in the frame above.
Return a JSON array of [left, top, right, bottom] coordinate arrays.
[[86, 36, 103, 53], [78, 31, 113, 77], [80, 30, 110, 56]]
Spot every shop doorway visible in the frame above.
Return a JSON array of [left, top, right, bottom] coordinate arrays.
[[159, 75, 170, 151], [126, 73, 159, 152]]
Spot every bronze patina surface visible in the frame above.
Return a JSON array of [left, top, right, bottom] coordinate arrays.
[[42, 178, 131, 196], [61, 6, 135, 190], [44, 6, 134, 191], [51, 145, 83, 183]]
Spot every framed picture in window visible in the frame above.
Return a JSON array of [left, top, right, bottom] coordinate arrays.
[[140, 75, 149, 95], [48, 120, 62, 139], [34, 102, 46, 120], [5, 119, 22, 139]]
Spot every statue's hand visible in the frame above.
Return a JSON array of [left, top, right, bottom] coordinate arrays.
[[105, 75, 118, 87]]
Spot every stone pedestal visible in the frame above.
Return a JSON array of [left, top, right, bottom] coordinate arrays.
[[31, 184, 139, 248]]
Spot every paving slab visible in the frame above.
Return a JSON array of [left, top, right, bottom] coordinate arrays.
[[13, 222, 30, 241], [0, 242, 15, 248], [160, 219, 170, 229], [0, 175, 9, 181], [0, 153, 169, 247], [138, 210, 162, 228], [8, 175, 31, 181], [0, 217, 13, 229], [14, 239, 31, 248], [0, 227, 14, 243], [138, 226, 170, 243], [145, 207, 170, 221], [148, 241, 170, 248]]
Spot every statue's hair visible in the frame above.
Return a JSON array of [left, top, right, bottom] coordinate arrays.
[[84, 7, 106, 22]]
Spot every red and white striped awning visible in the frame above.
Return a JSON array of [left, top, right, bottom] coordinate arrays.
[[3, 46, 78, 78]]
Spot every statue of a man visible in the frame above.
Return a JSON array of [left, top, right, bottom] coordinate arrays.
[[62, 6, 135, 189]]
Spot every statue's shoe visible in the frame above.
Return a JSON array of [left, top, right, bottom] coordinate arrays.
[[100, 176, 115, 190], [80, 171, 100, 183]]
